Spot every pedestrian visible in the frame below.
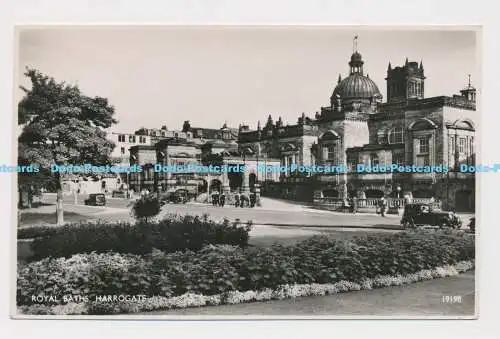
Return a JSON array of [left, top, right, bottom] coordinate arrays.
[[240, 194, 246, 208], [249, 193, 256, 208], [219, 192, 226, 207], [404, 195, 411, 206], [234, 193, 240, 208], [349, 196, 357, 214], [379, 196, 387, 217]]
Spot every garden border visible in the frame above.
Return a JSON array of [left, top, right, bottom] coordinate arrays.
[[17, 260, 474, 315]]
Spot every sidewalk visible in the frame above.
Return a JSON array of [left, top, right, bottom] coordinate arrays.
[[142, 270, 475, 317]]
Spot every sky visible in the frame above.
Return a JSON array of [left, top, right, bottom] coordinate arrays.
[[17, 26, 479, 133]]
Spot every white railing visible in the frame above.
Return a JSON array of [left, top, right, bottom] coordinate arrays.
[[314, 197, 441, 209]]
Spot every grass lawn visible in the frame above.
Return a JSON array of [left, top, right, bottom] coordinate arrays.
[[19, 211, 95, 227]]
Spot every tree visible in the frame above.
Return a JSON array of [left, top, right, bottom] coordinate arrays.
[[18, 68, 117, 225], [132, 195, 161, 223]]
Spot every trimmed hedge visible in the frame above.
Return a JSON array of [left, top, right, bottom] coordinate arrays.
[[25, 215, 252, 260], [17, 229, 475, 314]]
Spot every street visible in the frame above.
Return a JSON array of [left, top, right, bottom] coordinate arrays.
[[34, 193, 404, 229]]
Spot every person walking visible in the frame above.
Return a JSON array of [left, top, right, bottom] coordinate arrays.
[[350, 196, 358, 214], [211, 191, 218, 206], [379, 196, 387, 217], [219, 192, 226, 207], [234, 192, 240, 208], [249, 193, 256, 208]]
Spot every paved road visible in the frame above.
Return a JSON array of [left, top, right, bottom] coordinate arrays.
[[37, 194, 403, 229], [143, 270, 475, 317]]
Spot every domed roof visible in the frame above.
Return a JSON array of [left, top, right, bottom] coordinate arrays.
[[350, 51, 363, 63], [332, 74, 381, 100]]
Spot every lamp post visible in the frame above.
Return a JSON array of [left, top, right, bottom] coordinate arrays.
[[397, 185, 401, 199]]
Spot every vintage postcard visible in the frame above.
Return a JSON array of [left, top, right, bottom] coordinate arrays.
[[12, 26, 479, 319]]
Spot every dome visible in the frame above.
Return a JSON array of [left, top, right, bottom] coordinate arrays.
[[332, 74, 381, 100], [350, 51, 363, 63]]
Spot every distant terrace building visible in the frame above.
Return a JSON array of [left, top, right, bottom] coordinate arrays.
[[129, 121, 281, 199]]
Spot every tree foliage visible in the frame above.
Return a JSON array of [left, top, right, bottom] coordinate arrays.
[[18, 68, 117, 167], [132, 195, 161, 223], [18, 68, 118, 223]]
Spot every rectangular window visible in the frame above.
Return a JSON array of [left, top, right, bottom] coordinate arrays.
[[418, 138, 429, 154], [459, 138, 466, 153], [120, 147, 125, 155], [469, 137, 474, 165], [118, 134, 125, 142], [449, 135, 455, 155], [129, 135, 136, 143], [327, 144, 335, 160]]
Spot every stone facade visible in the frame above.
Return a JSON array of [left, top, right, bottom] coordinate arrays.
[[128, 123, 281, 201], [236, 49, 477, 211]]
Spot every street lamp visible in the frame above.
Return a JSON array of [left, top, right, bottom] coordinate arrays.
[[397, 185, 402, 199]]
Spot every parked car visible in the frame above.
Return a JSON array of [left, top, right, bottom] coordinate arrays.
[[159, 189, 188, 204], [84, 193, 106, 206], [112, 190, 128, 198], [400, 203, 461, 229], [468, 217, 475, 233]]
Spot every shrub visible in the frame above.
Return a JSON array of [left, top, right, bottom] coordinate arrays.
[[17, 230, 475, 314], [132, 195, 161, 222], [18, 225, 59, 239], [28, 215, 252, 260]]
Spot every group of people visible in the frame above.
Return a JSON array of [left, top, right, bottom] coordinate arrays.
[[234, 192, 257, 208], [211, 191, 226, 207], [211, 191, 257, 208]]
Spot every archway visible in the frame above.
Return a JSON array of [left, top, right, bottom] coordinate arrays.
[[197, 179, 208, 193], [322, 189, 339, 198], [364, 189, 384, 198], [209, 179, 222, 193], [413, 189, 434, 198], [249, 173, 257, 191], [228, 171, 242, 191]]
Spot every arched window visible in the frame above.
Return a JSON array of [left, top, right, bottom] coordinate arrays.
[[388, 126, 404, 144]]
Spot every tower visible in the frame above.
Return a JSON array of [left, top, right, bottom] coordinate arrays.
[[386, 58, 426, 102], [460, 74, 476, 102]]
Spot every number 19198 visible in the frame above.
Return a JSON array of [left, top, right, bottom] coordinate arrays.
[[442, 295, 462, 303]]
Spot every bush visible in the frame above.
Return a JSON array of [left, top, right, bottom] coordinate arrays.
[[18, 225, 60, 239], [28, 215, 252, 260], [132, 195, 161, 222], [17, 229, 475, 314]]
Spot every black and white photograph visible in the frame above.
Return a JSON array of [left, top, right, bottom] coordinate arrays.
[[13, 26, 478, 318]]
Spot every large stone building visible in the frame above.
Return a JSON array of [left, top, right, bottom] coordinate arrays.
[[238, 49, 477, 211], [128, 121, 281, 199]]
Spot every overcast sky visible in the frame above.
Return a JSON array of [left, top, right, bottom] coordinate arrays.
[[17, 26, 479, 133]]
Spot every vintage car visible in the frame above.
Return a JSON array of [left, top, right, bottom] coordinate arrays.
[[159, 189, 188, 204], [111, 190, 128, 198], [84, 193, 106, 206], [400, 203, 462, 229], [468, 217, 475, 233]]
